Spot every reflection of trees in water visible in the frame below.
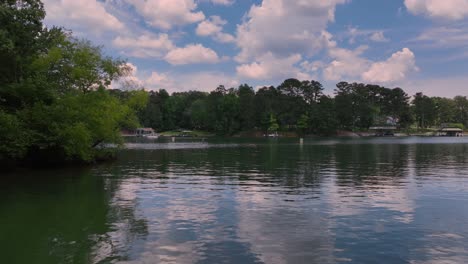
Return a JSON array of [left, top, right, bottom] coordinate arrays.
[[0, 167, 149, 264], [117, 144, 336, 194], [333, 144, 410, 187], [327, 144, 416, 224], [413, 144, 468, 180]]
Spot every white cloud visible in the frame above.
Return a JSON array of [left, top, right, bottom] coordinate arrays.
[[196, 16, 235, 43], [235, 0, 348, 63], [405, 0, 468, 20], [321, 45, 418, 84], [196, 16, 224, 36], [409, 24, 468, 62], [215, 33, 236, 43], [236, 53, 309, 81], [113, 34, 174, 58], [115, 65, 238, 93], [300, 60, 324, 73], [413, 25, 468, 49], [164, 44, 220, 65], [145, 71, 175, 90], [362, 48, 418, 84], [126, 0, 205, 30], [347, 27, 389, 44], [210, 0, 234, 5], [323, 45, 371, 81], [145, 71, 238, 92], [370, 31, 389, 42], [43, 0, 124, 33]]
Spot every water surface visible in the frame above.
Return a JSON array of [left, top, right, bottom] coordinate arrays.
[[2, 137, 468, 263]]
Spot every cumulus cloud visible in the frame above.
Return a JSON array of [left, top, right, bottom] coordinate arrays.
[[236, 53, 310, 81], [145, 71, 175, 90], [323, 46, 371, 81], [322, 45, 418, 84], [405, 0, 468, 20], [235, 0, 348, 63], [43, 0, 124, 33], [362, 48, 418, 84], [113, 34, 174, 58], [196, 16, 235, 43], [164, 44, 220, 65], [125, 0, 205, 30]]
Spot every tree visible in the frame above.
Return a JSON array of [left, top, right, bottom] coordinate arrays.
[[297, 114, 309, 136], [413, 92, 437, 128], [188, 99, 208, 130], [0, 111, 30, 160], [0, 1, 147, 164], [434, 97, 456, 125], [301, 80, 323, 104], [312, 96, 338, 135], [0, 0, 46, 85], [454, 96, 468, 127], [267, 114, 279, 134], [238, 84, 256, 131]]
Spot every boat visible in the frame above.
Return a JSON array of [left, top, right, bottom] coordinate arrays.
[[264, 132, 279, 137], [144, 134, 159, 139]]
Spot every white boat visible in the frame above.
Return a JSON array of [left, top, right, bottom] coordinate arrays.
[[264, 132, 279, 137], [144, 134, 159, 139]]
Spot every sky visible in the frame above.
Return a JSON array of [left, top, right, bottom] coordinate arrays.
[[41, 0, 468, 97]]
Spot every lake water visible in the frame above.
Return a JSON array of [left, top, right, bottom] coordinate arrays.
[[2, 137, 468, 263]]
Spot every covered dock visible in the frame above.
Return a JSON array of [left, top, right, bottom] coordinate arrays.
[[438, 127, 464, 137]]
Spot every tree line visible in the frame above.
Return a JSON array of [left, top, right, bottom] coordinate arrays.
[[2, 1, 467, 166], [116, 79, 468, 136], [0, 0, 147, 165]]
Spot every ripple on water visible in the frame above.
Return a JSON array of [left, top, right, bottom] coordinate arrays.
[[2, 138, 468, 263]]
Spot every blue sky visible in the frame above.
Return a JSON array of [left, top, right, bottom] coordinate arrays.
[[42, 0, 468, 97]]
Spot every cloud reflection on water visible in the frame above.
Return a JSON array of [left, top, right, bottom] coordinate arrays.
[[89, 139, 468, 263]]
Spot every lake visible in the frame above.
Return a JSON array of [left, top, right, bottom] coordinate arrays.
[[2, 137, 468, 263]]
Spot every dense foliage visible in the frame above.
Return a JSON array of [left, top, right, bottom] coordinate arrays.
[[0, 0, 147, 165], [130, 79, 468, 136], [2, 1, 467, 166]]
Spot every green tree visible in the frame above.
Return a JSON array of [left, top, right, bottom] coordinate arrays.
[[188, 99, 208, 130], [454, 96, 468, 127], [0, 0, 45, 85], [237, 84, 256, 131], [267, 114, 279, 134], [413, 92, 437, 128], [297, 114, 309, 136], [0, 1, 147, 164]]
